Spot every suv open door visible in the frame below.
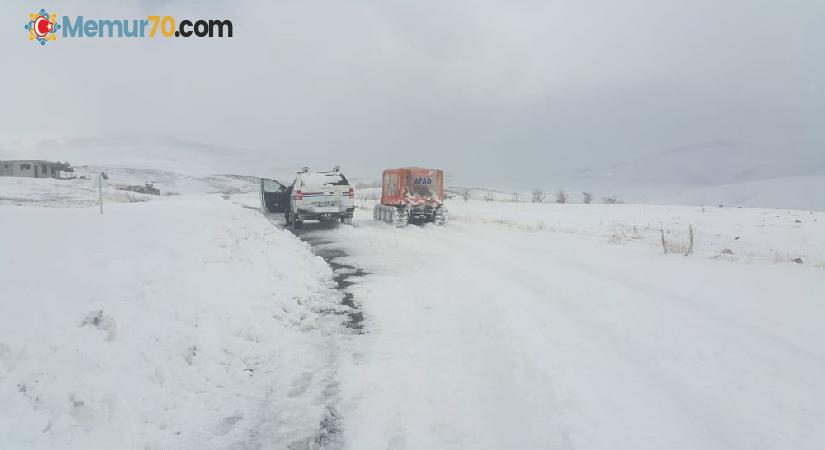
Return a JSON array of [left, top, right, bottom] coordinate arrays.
[[260, 178, 290, 213]]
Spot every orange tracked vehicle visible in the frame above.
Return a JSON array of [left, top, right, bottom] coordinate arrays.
[[373, 167, 448, 227]]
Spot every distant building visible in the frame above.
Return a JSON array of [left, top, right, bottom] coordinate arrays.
[[0, 160, 62, 178]]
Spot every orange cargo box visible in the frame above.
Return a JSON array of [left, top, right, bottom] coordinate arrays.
[[380, 167, 444, 206]]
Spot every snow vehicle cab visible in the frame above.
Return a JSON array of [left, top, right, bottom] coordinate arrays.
[[374, 167, 448, 227]]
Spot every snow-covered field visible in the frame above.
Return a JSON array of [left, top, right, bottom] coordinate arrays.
[[448, 173, 825, 211], [0, 170, 259, 208], [444, 200, 825, 265], [2, 174, 824, 449]]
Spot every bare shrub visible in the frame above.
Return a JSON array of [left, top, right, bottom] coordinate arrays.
[[772, 252, 806, 264], [582, 192, 593, 204], [484, 192, 495, 202], [712, 248, 737, 260], [608, 226, 643, 245], [531, 189, 546, 203], [463, 190, 471, 202], [555, 190, 568, 204], [660, 226, 694, 255]]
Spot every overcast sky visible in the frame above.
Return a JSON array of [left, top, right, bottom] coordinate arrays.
[[3, 0, 823, 187]]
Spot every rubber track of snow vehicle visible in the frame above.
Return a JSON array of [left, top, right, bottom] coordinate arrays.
[[434, 207, 449, 226], [394, 207, 410, 227], [374, 204, 409, 228]]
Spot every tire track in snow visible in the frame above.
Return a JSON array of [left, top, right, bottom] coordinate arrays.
[[285, 220, 368, 449]]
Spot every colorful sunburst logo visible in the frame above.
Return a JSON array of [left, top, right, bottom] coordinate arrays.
[[25, 9, 60, 46]]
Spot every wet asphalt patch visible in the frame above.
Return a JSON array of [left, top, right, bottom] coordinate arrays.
[[290, 222, 367, 333]]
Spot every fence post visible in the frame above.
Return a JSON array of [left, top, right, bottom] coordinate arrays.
[[99, 173, 103, 215]]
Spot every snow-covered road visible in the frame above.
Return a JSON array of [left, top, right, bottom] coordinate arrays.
[[304, 205, 825, 450], [2, 184, 823, 449]]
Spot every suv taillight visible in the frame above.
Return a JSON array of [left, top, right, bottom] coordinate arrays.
[[293, 190, 303, 201], [348, 187, 354, 199]]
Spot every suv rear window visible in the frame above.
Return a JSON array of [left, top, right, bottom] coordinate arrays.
[[300, 172, 349, 187]]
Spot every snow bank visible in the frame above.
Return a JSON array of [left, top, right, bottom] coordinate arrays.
[[0, 195, 341, 449]]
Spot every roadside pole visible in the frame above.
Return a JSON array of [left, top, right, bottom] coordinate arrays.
[[99, 172, 103, 215]]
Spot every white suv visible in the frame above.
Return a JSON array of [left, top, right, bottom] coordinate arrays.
[[285, 168, 354, 227]]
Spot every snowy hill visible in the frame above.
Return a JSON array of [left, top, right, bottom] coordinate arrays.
[[0, 137, 367, 186], [0, 137, 254, 177], [563, 140, 825, 210], [617, 174, 825, 210], [573, 140, 825, 186]]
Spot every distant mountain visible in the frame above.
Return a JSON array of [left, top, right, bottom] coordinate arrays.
[[573, 140, 825, 187]]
